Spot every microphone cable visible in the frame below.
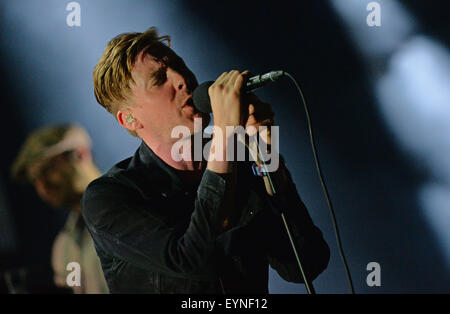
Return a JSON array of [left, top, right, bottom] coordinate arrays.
[[283, 71, 355, 294]]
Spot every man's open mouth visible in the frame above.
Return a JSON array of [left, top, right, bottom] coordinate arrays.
[[183, 97, 201, 114]]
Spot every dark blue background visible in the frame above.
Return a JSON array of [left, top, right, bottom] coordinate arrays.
[[0, 0, 448, 293]]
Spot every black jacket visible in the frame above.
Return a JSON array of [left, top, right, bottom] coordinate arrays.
[[82, 141, 330, 293]]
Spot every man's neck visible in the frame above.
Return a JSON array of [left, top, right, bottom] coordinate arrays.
[[75, 162, 102, 194], [143, 134, 204, 172]]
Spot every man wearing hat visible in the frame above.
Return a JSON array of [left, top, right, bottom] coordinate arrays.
[[11, 124, 108, 293]]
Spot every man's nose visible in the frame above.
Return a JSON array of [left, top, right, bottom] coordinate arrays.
[[169, 68, 190, 94]]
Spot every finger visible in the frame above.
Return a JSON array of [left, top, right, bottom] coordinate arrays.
[[213, 71, 229, 85], [238, 70, 252, 89], [215, 70, 237, 92], [226, 70, 241, 87], [232, 71, 246, 91], [248, 103, 255, 116], [209, 72, 228, 97], [241, 69, 251, 78]]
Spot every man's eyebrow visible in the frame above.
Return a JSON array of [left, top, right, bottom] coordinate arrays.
[[147, 68, 159, 82], [145, 61, 165, 87]]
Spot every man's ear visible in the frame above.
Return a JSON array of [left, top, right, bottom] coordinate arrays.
[[34, 177, 52, 201], [117, 109, 143, 132]]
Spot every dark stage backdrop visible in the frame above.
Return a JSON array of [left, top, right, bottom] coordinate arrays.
[[0, 0, 448, 293]]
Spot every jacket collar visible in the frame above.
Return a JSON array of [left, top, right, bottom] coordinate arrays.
[[135, 140, 203, 195]]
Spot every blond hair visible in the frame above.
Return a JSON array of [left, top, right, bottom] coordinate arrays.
[[93, 27, 171, 136]]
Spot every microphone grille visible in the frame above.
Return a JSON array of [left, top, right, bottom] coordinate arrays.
[[193, 81, 214, 114]]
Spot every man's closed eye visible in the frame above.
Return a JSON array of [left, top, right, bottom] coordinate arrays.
[[152, 67, 167, 86]]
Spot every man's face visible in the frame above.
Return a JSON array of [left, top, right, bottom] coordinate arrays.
[[33, 151, 82, 209], [129, 48, 210, 142]]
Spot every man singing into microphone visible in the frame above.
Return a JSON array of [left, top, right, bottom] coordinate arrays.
[[82, 27, 330, 293]]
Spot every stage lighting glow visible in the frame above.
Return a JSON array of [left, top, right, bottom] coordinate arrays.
[[329, 0, 450, 268], [328, 0, 416, 56], [377, 36, 450, 268]]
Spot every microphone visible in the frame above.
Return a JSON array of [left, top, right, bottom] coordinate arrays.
[[192, 70, 284, 113]]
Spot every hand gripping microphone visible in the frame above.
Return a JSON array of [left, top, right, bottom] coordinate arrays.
[[192, 70, 284, 113]]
